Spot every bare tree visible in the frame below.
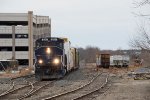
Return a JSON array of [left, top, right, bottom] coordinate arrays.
[[133, 0, 150, 8], [78, 46, 100, 63], [130, 0, 150, 66], [130, 25, 150, 50], [131, 0, 150, 49], [132, 0, 150, 17]]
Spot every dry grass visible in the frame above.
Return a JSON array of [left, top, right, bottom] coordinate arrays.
[[0, 67, 33, 78], [95, 65, 144, 75]]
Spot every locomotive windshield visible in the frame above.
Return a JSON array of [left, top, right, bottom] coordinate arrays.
[[36, 38, 64, 49]]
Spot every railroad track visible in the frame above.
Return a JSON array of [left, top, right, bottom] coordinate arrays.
[[0, 80, 37, 99], [73, 74, 109, 100], [0, 75, 51, 100], [42, 72, 109, 100], [18, 81, 53, 100], [0, 74, 35, 96], [0, 80, 54, 100]]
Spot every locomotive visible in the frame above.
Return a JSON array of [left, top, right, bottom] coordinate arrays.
[[34, 37, 79, 80]]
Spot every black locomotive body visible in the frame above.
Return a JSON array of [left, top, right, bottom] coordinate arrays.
[[34, 37, 79, 80]]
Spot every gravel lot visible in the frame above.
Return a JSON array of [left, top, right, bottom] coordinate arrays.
[[95, 67, 150, 100]]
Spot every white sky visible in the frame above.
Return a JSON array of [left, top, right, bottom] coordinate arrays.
[[0, 0, 145, 50]]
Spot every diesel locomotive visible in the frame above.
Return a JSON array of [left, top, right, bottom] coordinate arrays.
[[34, 37, 79, 80]]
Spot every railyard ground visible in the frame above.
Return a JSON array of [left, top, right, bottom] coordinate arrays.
[[0, 64, 150, 100], [95, 76, 150, 100], [95, 65, 150, 100]]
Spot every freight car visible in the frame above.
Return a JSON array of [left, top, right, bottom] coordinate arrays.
[[34, 37, 79, 80], [110, 55, 130, 67], [96, 54, 110, 68]]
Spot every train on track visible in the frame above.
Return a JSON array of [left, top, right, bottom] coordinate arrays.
[[34, 37, 79, 80]]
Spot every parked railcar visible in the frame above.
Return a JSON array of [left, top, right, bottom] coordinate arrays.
[[110, 55, 130, 67], [34, 37, 79, 80], [96, 54, 110, 68]]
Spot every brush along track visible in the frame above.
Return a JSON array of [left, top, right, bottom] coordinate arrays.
[[0, 74, 35, 84], [42, 72, 108, 100], [0, 80, 54, 100]]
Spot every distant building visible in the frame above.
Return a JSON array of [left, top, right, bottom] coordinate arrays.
[[0, 11, 51, 67]]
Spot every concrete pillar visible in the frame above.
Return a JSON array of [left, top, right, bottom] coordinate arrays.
[[12, 25, 15, 60], [28, 11, 33, 67], [49, 18, 51, 36]]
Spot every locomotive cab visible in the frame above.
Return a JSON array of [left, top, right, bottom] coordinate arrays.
[[35, 37, 67, 80]]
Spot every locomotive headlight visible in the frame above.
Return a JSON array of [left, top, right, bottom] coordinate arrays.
[[53, 58, 59, 65], [46, 48, 51, 54], [38, 59, 43, 64]]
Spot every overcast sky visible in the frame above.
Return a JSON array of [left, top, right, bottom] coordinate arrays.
[[0, 0, 145, 50]]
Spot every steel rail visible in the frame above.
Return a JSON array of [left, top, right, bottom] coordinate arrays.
[[0, 81, 37, 98], [0, 82, 15, 96], [42, 72, 102, 100], [18, 81, 53, 100], [72, 74, 109, 100]]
